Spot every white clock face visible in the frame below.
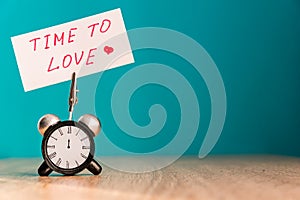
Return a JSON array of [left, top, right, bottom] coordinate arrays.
[[46, 125, 91, 169]]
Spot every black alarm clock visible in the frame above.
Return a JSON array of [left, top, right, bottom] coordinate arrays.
[[37, 114, 102, 176], [37, 72, 102, 176]]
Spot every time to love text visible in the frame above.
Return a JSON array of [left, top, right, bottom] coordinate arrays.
[[28, 19, 111, 72]]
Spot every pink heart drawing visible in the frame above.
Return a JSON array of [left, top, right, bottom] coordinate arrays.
[[104, 46, 114, 55]]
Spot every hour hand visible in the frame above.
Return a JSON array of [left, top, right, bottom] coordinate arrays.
[[67, 139, 70, 149]]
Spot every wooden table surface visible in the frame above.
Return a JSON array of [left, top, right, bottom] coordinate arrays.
[[0, 156, 300, 200]]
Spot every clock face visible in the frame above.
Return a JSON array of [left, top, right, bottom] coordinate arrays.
[[43, 121, 94, 173]]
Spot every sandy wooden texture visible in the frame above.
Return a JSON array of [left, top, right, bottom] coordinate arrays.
[[0, 156, 300, 200]]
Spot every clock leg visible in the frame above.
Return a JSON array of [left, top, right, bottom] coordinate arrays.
[[38, 161, 53, 176], [87, 159, 102, 175]]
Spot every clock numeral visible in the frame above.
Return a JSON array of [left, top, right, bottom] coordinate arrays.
[[48, 152, 57, 159], [56, 158, 62, 166], [67, 126, 72, 134], [66, 161, 69, 169], [58, 128, 63, 136], [75, 129, 81, 136], [80, 136, 88, 141], [80, 153, 88, 159], [82, 146, 90, 150], [47, 145, 55, 149], [75, 160, 79, 167], [50, 136, 57, 141]]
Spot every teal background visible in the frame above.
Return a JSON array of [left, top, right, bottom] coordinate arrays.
[[0, 0, 299, 158]]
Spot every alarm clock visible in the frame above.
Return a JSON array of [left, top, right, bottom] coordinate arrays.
[[37, 114, 102, 176], [37, 72, 102, 176]]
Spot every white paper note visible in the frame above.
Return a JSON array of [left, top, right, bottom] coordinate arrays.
[[11, 8, 134, 92]]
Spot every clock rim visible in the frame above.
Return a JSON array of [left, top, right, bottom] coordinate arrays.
[[42, 120, 95, 175]]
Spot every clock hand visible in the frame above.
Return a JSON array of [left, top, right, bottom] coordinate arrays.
[[67, 139, 70, 149]]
